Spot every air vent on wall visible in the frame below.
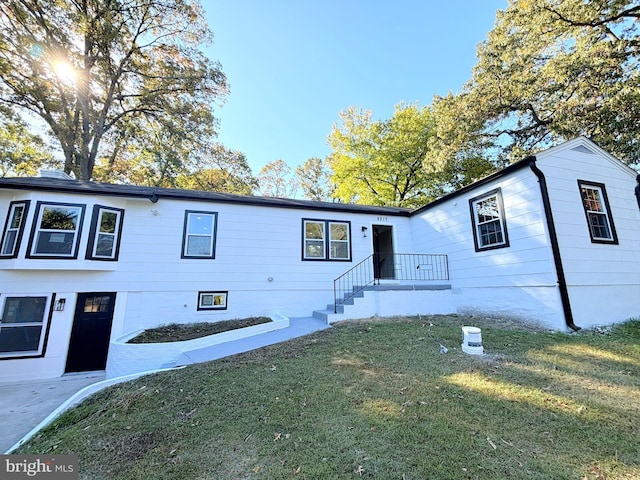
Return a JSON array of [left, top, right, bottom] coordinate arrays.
[[571, 145, 596, 155]]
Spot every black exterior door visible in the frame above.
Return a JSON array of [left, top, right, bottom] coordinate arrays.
[[65, 292, 116, 373]]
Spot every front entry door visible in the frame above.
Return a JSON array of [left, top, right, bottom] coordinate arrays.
[[65, 292, 116, 373], [372, 225, 394, 280]]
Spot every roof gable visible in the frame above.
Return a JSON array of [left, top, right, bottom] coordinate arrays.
[[536, 136, 638, 177]]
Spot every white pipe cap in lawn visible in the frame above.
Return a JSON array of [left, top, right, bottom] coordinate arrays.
[[461, 326, 484, 355]]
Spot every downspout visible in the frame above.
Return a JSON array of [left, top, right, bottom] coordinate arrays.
[[527, 157, 581, 331]]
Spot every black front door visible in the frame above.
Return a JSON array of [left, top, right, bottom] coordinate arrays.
[[65, 292, 116, 373]]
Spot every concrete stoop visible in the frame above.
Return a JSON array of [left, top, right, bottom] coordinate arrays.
[[313, 283, 453, 324]]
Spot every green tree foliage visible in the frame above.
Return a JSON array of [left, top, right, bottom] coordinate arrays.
[[0, 113, 57, 177], [425, 93, 503, 191], [295, 157, 333, 201], [438, 0, 640, 164], [0, 0, 227, 180], [328, 103, 443, 208], [258, 159, 298, 198], [176, 144, 258, 194]]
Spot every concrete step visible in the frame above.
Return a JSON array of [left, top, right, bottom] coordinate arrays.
[[312, 308, 345, 324]]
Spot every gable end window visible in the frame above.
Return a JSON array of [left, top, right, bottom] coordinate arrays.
[[578, 180, 618, 244], [27, 202, 85, 258], [0, 200, 30, 258], [182, 211, 218, 259], [469, 188, 509, 252], [86, 205, 125, 261], [302, 219, 351, 261]]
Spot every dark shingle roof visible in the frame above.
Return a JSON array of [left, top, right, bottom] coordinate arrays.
[[0, 177, 412, 216], [0, 156, 538, 217]]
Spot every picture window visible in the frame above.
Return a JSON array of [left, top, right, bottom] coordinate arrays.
[[27, 202, 85, 258]]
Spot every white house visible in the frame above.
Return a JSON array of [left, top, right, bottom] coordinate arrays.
[[0, 137, 639, 382]]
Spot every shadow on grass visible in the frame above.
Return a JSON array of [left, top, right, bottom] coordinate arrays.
[[16, 315, 640, 479]]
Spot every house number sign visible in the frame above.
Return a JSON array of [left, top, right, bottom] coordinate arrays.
[[376, 216, 388, 222]]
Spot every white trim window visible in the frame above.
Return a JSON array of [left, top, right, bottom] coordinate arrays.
[[86, 206, 124, 260], [578, 180, 618, 244], [27, 202, 85, 258], [0, 296, 50, 358], [469, 189, 509, 251], [302, 219, 351, 261], [0, 200, 30, 258], [182, 211, 217, 258]]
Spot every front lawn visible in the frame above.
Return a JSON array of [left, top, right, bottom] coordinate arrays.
[[17, 315, 640, 479]]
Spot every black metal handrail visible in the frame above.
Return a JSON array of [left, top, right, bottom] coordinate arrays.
[[333, 253, 449, 313]]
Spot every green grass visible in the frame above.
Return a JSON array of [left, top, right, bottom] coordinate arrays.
[[17, 315, 640, 479], [127, 317, 272, 343]]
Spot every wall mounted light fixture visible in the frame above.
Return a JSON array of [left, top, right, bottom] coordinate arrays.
[[361, 226, 368, 237], [55, 298, 66, 311]]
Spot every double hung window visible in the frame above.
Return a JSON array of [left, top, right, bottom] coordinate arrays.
[[578, 181, 618, 244], [0, 201, 30, 258], [27, 202, 85, 258], [303, 219, 351, 261], [182, 211, 218, 258], [0, 296, 49, 358], [86, 206, 124, 260], [469, 189, 509, 251]]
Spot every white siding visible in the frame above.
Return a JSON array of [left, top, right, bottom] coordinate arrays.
[[536, 140, 640, 327], [410, 166, 565, 329], [0, 189, 412, 380], [2, 137, 639, 382]]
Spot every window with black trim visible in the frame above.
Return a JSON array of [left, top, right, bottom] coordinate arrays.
[[578, 180, 618, 244], [86, 205, 124, 260], [302, 219, 351, 261], [182, 211, 218, 258], [469, 188, 509, 251], [0, 296, 50, 358], [27, 202, 85, 258], [197, 291, 228, 310], [0, 200, 30, 258]]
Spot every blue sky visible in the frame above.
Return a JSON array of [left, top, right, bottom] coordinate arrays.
[[204, 1, 507, 174]]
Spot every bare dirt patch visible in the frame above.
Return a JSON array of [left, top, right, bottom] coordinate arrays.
[[127, 317, 272, 343]]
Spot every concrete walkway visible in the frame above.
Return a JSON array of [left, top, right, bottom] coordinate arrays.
[[1, 316, 329, 453]]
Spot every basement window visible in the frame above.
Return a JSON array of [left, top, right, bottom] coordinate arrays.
[[578, 181, 618, 244], [197, 291, 228, 310], [469, 188, 509, 252]]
